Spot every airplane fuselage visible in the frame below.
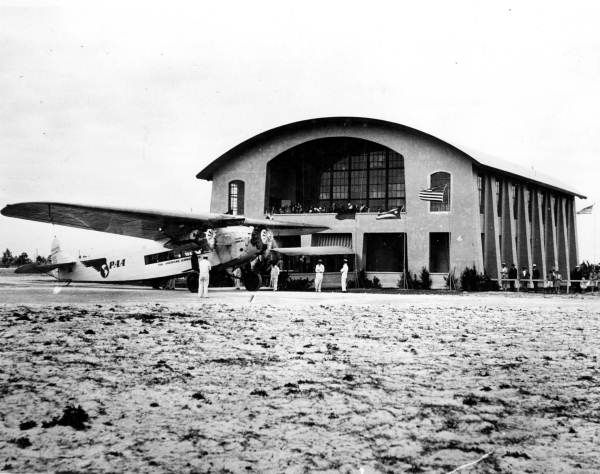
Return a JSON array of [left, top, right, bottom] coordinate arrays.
[[55, 225, 271, 283]]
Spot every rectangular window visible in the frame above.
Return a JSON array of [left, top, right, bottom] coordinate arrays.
[[319, 171, 331, 200], [527, 189, 532, 222], [429, 233, 450, 273], [350, 154, 367, 170], [332, 171, 348, 200], [350, 170, 367, 200], [229, 184, 238, 215], [512, 184, 518, 217], [369, 169, 386, 199], [369, 151, 386, 169], [365, 233, 405, 271]]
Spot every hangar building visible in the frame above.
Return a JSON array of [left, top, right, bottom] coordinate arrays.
[[197, 117, 585, 288]]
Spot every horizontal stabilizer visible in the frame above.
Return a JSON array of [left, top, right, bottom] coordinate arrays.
[[272, 246, 354, 256]]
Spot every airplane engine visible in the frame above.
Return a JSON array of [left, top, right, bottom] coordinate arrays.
[[250, 226, 273, 252]]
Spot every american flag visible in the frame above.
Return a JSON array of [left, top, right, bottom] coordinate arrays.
[[419, 185, 447, 202], [577, 204, 594, 215], [376, 207, 402, 220]]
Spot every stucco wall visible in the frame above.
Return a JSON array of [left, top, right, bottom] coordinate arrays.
[[206, 122, 485, 281]]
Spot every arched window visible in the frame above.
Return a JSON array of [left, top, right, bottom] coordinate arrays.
[[430, 172, 451, 212], [228, 180, 244, 215]]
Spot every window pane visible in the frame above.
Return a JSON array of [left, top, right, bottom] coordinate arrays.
[[332, 171, 348, 199], [350, 170, 367, 200], [351, 154, 368, 170], [388, 152, 404, 168], [369, 169, 386, 198], [229, 182, 238, 214], [388, 198, 405, 210], [430, 172, 451, 212], [319, 171, 331, 200], [387, 168, 405, 197], [369, 199, 385, 211], [332, 157, 349, 170], [369, 151, 386, 169]]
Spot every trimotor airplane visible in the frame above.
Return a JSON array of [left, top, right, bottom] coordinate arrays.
[[1, 202, 350, 291], [15, 236, 197, 289]]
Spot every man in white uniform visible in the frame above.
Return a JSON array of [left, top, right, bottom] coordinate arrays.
[[233, 267, 242, 290], [270, 263, 280, 291], [340, 258, 348, 292], [198, 255, 212, 298], [314, 259, 325, 292]]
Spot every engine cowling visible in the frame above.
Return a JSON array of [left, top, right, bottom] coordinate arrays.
[[250, 226, 273, 252]]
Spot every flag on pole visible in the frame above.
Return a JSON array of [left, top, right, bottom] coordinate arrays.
[[376, 207, 402, 220], [577, 204, 594, 215], [419, 185, 446, 202]]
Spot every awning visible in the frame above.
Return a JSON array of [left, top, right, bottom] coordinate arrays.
[[273, 246, 354, 256]]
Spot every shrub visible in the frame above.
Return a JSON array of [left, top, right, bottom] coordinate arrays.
[[419, 267, 432, 290], [372, 276, 382, 289], [445, 269, 459, 290], [398, 271, 420, 289], [459, 266, 499, 291]]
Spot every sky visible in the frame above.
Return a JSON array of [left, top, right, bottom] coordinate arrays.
[[1, 0, 599, 261]]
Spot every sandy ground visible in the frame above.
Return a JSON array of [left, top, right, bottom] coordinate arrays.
[[1, 271, 599, 473]]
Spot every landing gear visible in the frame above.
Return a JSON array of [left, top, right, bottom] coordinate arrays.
[[186, 273, 199, 293], [242, 271, 262, 291]]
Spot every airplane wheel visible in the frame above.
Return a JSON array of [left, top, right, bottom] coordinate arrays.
[[187, 273, 199, 293], [243, 272, 262, 291]]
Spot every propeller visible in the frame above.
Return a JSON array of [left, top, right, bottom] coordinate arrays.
[[204, 229, 216, 249]]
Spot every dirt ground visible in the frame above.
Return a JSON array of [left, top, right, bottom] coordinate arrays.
[[1, 276, 599, 472]]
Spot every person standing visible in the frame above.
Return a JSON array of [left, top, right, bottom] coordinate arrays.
[[314, 259, 325, 292], [508, 264, 518, 290], [233, 266, 242, 290], [340, 258, 348, 292], [501, 263, 509, 291], [198, 255, 211, 298], [520, 267, 530, 291], [270, 262, 280, 291], [532, 264, 540, 291]]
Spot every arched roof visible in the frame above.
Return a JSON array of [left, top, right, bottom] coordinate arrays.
[[196, 116, 585, 198]]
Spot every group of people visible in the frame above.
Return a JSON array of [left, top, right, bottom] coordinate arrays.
[[500, 262, 600, 293], [268, 201, 381, 215], [314, 258, 348, 292], [191, 250, 351, 297]]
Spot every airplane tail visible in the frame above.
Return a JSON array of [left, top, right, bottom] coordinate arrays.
[[50, 236, 70, 264]]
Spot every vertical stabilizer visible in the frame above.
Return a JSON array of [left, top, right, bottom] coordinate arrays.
[[50, 236, 62, 264]]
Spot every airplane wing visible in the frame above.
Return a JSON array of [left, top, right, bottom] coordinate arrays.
[[15, 261, 75, 274], [1, 202, 327, 243], [272, 246, 354, 256]]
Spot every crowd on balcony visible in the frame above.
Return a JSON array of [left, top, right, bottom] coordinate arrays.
[[267, 201, 404, 215]]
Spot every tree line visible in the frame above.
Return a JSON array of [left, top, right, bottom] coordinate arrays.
[[1, 248, 50, 267]]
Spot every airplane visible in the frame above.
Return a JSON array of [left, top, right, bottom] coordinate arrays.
[[1, 202, 349, 291], [14, 236, 196, 289]]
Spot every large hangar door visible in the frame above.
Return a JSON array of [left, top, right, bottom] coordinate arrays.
[[364, 233, 406, 271]]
